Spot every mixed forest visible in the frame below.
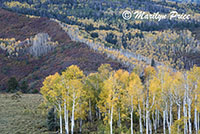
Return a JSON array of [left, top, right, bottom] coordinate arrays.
[[0, 0, 200, 134], [0, 0, 200, 69]]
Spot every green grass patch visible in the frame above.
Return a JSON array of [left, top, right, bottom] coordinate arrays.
[[0, 93, 53, 134]]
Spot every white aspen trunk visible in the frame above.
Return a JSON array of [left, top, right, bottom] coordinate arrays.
[[143, 99, 146, 127], [177, 104, 181, 120], [177, 103, 181, 133], [139, 103, 143, 134], [153, 109, 157, 134], [59, 103, 63, 134], [183, 95, 188, 134], [195, 107, 198, 134], [188, 97, 192, 134], [184, 74, 188, 134], [149, 118, 152, 134], [170, 103, 173, 126], [110, 105, 113, 134], [169, 100, 173, 134], [194, 94, 198, 134], [64, 100, 69, 134], [71, 97, 75, 134], [166, 104, 171, 134], [146, 89, 149, 134], [163, 110, 166, 134], [89, 99, 92, 121], [131, 106, 134, 134], [146, 107, 149, 134], [79, 118, 82, 133]]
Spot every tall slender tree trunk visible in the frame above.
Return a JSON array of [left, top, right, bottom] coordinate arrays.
[[184, 74, 188, 134], [89, 99, 92, 121], [163, 110, 166, 134], [131, 106, 134, 134], [139, 103, 143, 134], [195, 107, 198, 134], [146, 107, 149, 134], [188, 97, 192, 134], [79, 118, 82, 133], [64, 100, 69, 134], [169, 100, 173, 134], [183, 94, 188, 134], [166, 104, 171, 134], [153, 109, 157, 134], [149, 118, 152, 134], [177, 103, 181, 133], [110, 105, 113, 134], [194, 95, 198, 134], [59, 103, 63, 134], [146, 89, 149, 134], [71, 97, 75, 134], [143, 99, 146, 127], [177, 104, 181, 120]]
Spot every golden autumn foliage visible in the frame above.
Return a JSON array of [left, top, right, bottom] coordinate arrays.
[[40, 64, 200, 134]]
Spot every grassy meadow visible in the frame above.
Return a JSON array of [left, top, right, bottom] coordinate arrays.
[[0, 93, 53, 134]]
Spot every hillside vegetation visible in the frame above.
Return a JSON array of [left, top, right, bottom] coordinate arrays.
[[0, 8, 125, 91], [1, 0, 200, 69], [0, 0, 200, 134]]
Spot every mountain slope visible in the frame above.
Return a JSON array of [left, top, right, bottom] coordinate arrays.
[[0, 9, 126, 91], [0, 8, 71, 43]]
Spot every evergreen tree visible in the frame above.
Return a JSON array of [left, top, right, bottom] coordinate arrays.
[[47, 107, 58, 131], [7, 77, 19, 92], [20, 80, 29, 93]]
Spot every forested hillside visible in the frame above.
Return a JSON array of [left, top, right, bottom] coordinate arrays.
[[0, 8, 125, 92], [0, 0, 200, 69], [0, 0, 200, 134]]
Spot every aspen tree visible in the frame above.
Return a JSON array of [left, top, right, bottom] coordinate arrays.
[[98, 71, 118, 134], [41, 73, 63, 134], [157, 66, 168, 134], [162, 69, 174, 134], [62, 65, 85, 134], [114, 69, 129, 128], [97, 64, 113, 119], [144, 66, 156, 134], [149, 76, 162, 134], [188, 66, 200, 134], [84, 73, 97, 122], [172, 71, 184, 133], [126, 72, 143, 134]]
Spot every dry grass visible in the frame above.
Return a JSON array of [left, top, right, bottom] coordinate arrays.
[[0, 93, 52, 134]]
